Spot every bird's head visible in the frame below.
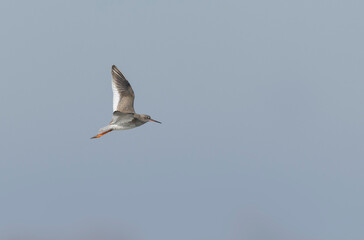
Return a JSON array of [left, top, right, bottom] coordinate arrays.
[[140, 114, 162, 124]]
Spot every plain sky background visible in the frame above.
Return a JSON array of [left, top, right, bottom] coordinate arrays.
[[1, 0, 364, 239]]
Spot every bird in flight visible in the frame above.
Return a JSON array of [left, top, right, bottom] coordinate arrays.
[[91, 65, 161, 139]]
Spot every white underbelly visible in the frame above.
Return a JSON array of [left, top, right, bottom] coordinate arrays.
[[111, 124, 137, 131]]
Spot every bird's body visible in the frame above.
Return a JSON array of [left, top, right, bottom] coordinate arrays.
[[109, 113, 146, 130], [91, 65, 161, 139]]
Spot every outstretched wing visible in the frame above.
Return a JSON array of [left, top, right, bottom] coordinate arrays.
[[111, 65, 135, 113]]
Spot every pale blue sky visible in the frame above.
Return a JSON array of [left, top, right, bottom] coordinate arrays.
[[1, 0, 364, 239]]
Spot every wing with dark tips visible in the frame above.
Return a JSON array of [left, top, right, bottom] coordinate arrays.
[[111, 65, 135, 113]]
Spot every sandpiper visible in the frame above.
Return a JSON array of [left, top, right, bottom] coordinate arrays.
[[91, 65, 161, 139]]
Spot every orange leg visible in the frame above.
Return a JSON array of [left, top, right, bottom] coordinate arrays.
[[90, 129, 113, 139]]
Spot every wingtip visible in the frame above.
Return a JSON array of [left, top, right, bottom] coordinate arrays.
[[112, 65, 121, 74], [112, 65, 118, 71]]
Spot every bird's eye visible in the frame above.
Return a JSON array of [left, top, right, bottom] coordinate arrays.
[[147, 116, 151, 119]]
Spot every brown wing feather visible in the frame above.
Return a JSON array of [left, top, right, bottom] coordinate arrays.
[[111, 65, 135, 113]]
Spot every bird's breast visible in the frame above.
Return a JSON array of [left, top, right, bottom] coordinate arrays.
[[112, 118, 145, 130]]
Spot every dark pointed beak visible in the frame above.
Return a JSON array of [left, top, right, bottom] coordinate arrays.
[[149, 119, 162, 124]]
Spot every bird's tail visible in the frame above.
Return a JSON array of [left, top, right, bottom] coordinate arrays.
[[90, 129, 113, 139]]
